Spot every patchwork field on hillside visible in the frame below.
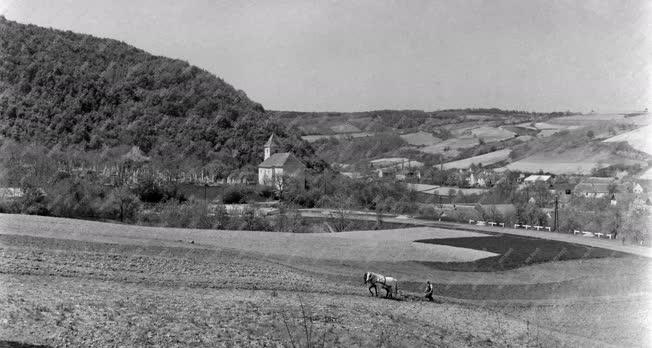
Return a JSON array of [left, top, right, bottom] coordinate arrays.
[[399, 131, 442, 146], [301, 132, 372, 143], [603, 124, 652, 155], [501, 140, 649, 174], [419, 136, 480, 155], [468, 126, 516, 142], [441, 149, 511, 169]]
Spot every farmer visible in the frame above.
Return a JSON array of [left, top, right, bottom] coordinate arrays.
[[424, 280, 434, 302]]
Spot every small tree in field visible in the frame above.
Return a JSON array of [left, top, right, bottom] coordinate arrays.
[[326, 192, 353, 232], [102, 185, 139, 222]]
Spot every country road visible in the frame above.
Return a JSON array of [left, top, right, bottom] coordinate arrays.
[[300, 208, 652, 258]]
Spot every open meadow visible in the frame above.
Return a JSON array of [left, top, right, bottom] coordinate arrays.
[[1, 214, 651, 347], [400, 131, 442, 146], [441, 149, 511, 169]]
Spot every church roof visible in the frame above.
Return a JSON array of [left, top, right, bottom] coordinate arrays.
[[264, 134, 278, 147], [259, 152, 305, 168]]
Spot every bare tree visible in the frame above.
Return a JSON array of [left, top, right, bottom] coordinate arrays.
[[327, 192, 353, 232]]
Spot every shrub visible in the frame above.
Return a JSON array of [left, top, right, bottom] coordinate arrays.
[[222, 186, 246, 204], [99, 186, 140, 222]]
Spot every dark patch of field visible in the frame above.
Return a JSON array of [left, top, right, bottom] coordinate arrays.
[[415, 234, 628, 272], [0, 342, 51, 348]]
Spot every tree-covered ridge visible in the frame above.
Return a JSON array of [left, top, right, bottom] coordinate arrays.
[[0, 16, 325, 175]]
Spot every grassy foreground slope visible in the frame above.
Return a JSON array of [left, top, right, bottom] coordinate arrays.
[[1, 214, 650, 347]]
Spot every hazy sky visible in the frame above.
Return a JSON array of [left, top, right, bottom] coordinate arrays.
[[2, 0, 650, 112]]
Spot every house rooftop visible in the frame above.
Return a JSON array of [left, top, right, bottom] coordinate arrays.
[[574, 182, 610, 193], [580, 176, 615, 184], [524, 175, 552, 182]]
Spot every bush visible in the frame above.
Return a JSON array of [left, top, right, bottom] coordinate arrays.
[[258, 185, 275, 199], [99, 186, 140, 222], [159, 201, 196, 228], [222, 186, 246, 204]]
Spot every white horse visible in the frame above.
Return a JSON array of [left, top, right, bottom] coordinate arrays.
[[364, 272, 398, 298]]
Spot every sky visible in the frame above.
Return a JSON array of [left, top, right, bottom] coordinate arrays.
[[2, 0, 650, 113]]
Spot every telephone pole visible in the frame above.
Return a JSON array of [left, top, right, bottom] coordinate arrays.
[[553, 196, 559, 231]]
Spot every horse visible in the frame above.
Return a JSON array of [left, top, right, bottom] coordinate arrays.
[[364, 271, 398, 298]]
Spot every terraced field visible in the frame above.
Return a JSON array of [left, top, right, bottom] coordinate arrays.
[[1, 214, 650, 347]]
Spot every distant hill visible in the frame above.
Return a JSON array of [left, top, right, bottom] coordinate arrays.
[[270, 109, 573, 136], [0, 17, 325, 174]]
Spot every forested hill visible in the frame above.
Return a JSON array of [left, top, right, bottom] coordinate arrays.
[[0, 16, 325, 174]]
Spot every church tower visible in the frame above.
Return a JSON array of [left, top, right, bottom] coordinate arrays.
[[264, 134, 278, 160]]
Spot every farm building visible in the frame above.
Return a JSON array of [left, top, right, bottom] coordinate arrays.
[[341, 171, 363, 179], [466, 170, 498, 187], [574, 182, 610, 198], [258, 134, 306, 188], [523, 175, 553, 185], [371, 158, 423, 180]]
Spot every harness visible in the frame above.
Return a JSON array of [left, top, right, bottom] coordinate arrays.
[[369, 273, 386, 285]]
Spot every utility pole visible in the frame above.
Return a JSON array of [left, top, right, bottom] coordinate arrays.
[[554, 195, 559, 231], [204, 183, 208, 215]]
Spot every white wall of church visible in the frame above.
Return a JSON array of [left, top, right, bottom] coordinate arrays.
[[258, 167, 283, 186]]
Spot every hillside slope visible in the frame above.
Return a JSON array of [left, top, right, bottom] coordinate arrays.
[[603, 124, 652, 156], [0, 17, 324, 172]]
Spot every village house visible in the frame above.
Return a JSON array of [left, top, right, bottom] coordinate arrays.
[[523, 175, 553, 186], [466, 170, 498, 188], [370, 158, 423, 181], [574, 182, 610, 198], [258, 134, 306, 188]]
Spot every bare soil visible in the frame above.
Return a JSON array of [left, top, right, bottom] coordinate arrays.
[[1, 215, 650, 347]]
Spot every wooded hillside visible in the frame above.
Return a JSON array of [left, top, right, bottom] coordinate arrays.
[[0, 16, 325, 174]]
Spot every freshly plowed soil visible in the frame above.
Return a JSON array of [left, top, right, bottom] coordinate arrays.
[[1, 215, 650, 347]]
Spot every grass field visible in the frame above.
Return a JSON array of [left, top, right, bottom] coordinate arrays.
[[469, 126, 516, 142], [503, 151, 647, 175], [441, 149, 511, 169], [603, 124, 652, 155], [399, 131, 442, 146], [419, 136, 479, 155], [1, 214, 650, 347], [301, 132, 372, 143]]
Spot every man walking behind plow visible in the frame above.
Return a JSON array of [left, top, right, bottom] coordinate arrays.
[[425, 281, 434, 302]]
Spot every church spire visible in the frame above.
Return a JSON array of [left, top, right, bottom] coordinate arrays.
[[264, 134, 278, 160]]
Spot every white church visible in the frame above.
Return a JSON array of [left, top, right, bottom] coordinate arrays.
[[257, 134, 305, 188]]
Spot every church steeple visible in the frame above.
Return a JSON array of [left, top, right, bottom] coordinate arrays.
[[264, 134, 278, 160]]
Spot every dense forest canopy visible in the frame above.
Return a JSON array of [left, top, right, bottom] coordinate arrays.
[[0, 16, 325, 175]]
